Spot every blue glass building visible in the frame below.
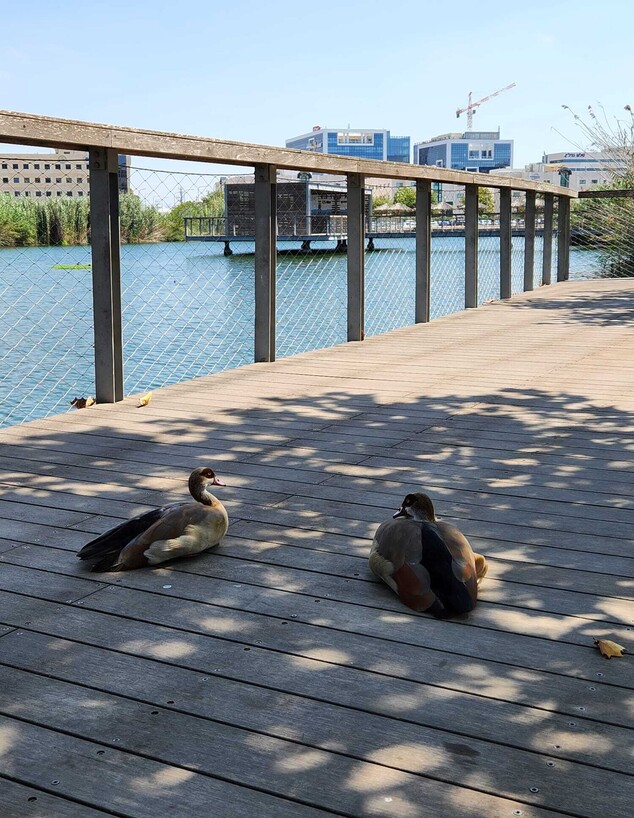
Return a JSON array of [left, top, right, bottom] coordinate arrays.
[[286, 127, 410, 163], [413, 131, 513, 173]]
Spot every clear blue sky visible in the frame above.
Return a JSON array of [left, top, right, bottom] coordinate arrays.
[[1, 0, 632, 169]]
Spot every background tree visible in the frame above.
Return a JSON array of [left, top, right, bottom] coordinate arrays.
[[478, 187, 495, 217], [394, 186, 416, 208]]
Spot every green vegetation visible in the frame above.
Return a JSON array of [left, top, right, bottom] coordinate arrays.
[[0, 187, 226, 248], [478, 187, 495, 217]]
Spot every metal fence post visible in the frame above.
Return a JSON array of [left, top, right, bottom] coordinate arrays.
[[523, 190, 536, 291], [89, 147, 123, 403], [557, 196, 571, 282], [347, 173, 365, 341], [465, 184, 478, 308], [254, 163, 277, 362], [499, 188, 512, 299], [415, 179, 431, 323], [542, 194, 554, 285]]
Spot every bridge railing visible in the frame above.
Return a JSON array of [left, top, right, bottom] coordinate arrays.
[[0, 110, 576, 423]]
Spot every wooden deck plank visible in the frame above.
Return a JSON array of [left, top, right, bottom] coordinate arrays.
[[0, 778, 114, 818], [0, 637, 630, 818], [0, 279, 633, 818]]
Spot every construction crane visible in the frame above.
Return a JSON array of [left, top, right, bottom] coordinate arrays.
[[456, 83, 516, 130]]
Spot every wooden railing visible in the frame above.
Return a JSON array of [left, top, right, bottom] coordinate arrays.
[[0, 110, 577, 404]]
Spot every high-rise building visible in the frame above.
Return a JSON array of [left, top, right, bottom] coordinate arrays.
[[286, 126, 410, 163], [413, 130, 513, 173]]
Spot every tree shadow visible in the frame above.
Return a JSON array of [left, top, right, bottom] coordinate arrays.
[[0, 367, 632, 816]]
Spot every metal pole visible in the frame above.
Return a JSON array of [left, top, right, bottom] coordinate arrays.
[[557, 196, 571, 282], [465, 184, 478, 308], [542, 194, 553, 285], [347, 173, 365, 341], [523, 190, 536, 291], [415, 179, 432, 323], [89, 147, 123, 403], [254, 163, 277, 361], [499, 188, 512, 299]]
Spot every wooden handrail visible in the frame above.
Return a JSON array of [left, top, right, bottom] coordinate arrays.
[[0, 109, 577, 196]]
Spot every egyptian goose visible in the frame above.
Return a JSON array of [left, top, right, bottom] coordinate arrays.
[[77, 467, 228, 572], [369, 492, 487, 618]]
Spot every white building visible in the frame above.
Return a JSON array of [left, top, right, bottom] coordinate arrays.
[[496, 150, 627, 192], [0, 149, 131, 199]]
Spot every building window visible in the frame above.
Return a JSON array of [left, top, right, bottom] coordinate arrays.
[[12, 164, 18, 169], [580, 179, 586, 185], [56, 191, 62, 196], [55, 164, 61, 169], [13, 178, 19, 183], [78, 191, 84, 197], [35, 177, 40, 183], [45, 164, 50, 169], [14, 191, 19, 196], [65, 164, 71, 169], [23, 163, 29, 169], [45, 177, 51, 183], [2, 178, 7, 183], [75, 164, 82, 169], [591, 179, 598, 184], [77, 177, 83, 184], [56, 178, 62, 183], [24, 191, 30, 197], [66, 191, 73, 196], [1, 163, 6, 169], [337, 132, 374, 145], [36, 191, 42, 197], [24, 177, 30, 183], [34, 163, 40, 169], [468, 148, 480, 160], [46, 191, 52, 197]]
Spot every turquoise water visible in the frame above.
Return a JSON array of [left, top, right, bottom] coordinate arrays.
[[0, 238, 601, 427]]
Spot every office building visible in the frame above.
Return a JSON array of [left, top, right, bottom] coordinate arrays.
[[0, 150, 131, 199], [286, 126, 410, 163], [414, 130, 513, 173], [496, 150, 626, 191]]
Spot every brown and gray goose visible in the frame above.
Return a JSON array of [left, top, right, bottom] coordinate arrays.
[[77, 467, 228, 572], [369, 492, 487, 618]]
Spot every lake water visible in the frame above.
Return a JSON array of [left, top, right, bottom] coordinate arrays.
[[0, 237, 602, 427]]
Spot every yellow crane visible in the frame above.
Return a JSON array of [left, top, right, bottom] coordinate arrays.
[[456, 83, 516, 130]]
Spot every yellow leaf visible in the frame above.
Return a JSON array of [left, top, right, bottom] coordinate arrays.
[[594, 639, 626, 659], [137, 392, 152, 407]]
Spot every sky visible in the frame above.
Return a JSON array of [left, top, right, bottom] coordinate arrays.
[[1, 0, 632, 177]]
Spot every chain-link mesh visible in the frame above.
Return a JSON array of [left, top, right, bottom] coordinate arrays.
[[0, 145, 590, 429], [120, 165, 254, 394], [510, 191, 526, 294], [275, 171, 348, 356], [0, 147, 94, 426], [365, 181, 416, 336], [570, 192, 634, 279]]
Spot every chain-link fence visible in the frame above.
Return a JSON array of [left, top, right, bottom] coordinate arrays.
[[570, 191, 634, 279], [1, 148, 586, 428]]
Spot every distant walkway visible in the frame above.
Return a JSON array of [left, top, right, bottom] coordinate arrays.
[[0, 278, 632, 818]]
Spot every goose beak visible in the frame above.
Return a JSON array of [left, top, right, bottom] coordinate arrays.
[[210, 475, 226, 486], [393, 506, 407, 519]]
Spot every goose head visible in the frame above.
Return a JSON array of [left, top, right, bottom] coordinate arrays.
[[393, 492, 436, 522], [188, 467, 225, 505]]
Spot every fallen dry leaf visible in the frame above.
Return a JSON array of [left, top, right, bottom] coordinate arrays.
[[70, 397, 95, 409], [594, 639, 626, 659], [137, 392, 152, 407]]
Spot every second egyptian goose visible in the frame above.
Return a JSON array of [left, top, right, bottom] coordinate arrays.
[[369, 492, 487, 618], [77, 467, 228, 572]]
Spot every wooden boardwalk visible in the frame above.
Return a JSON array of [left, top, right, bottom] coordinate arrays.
[[0, 278, 632, 818]]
